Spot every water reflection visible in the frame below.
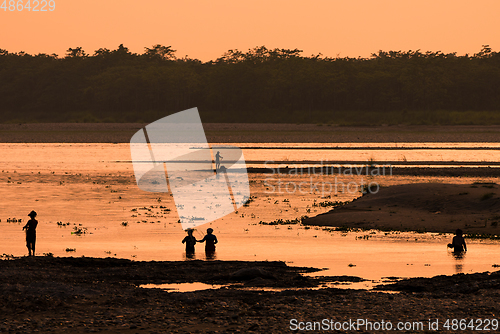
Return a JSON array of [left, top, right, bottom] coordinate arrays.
[[205, 251, 217, 261], [182, 251, 217, 261], [183, 251, 196, 260], [449, 251, 466, 273]]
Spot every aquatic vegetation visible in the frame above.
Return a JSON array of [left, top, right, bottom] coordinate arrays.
[[465, 233, 500, 240], [258, 217, 302, 225], [121, 222, 128, 227], [243, 196, 256, 207], [65, 248, 76, 252], [312, 200, 349, 208], [334, 226, 362, 233], [1, 254, 15, 259], [72, 226, 88, 235]]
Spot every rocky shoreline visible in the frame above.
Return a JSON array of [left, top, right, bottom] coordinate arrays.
[[1, 256, 500, 333]]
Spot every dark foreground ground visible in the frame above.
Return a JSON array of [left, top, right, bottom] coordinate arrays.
[[1, 257, 500, 333]]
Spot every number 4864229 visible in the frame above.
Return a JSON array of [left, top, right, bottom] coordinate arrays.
[[1, 0, 56, 11]]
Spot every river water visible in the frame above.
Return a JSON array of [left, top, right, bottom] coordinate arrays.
[[0, 143, 499, 288]]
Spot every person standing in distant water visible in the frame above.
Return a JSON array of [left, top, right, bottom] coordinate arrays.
[[182, 229, 197, 256], [198, 228, 218, 256], [215, 151, 223, 171], [23, 211, 38, 256], [448, 229, 467, 253]]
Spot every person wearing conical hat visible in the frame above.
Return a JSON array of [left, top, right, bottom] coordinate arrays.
[[22, 211, 38, 256], [182, 228, 197, 255]]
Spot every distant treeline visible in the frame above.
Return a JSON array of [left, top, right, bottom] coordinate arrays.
[[1, 44, 500, 124]]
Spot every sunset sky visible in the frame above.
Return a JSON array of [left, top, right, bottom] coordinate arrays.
[[1, 0, 499, 60]]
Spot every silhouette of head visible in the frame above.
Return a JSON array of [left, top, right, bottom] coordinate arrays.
[[207, 228, 213, 234], [455, 229, 463, 237], [28, 210, 37, 218], [187, 229, 194, 235]]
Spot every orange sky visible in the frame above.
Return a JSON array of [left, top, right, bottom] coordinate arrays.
[[1, 0, 499, 60]]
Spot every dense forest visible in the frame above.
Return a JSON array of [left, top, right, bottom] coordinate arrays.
[[1, 44, 500, 124]]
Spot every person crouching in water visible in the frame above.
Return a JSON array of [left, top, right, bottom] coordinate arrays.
[[23, 210, 38, 256], [198, 228, 218, 257], [448, 229, 467, 253], [182, 229, 197, 256]]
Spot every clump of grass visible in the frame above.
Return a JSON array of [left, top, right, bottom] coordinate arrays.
[[43, 253, 54, 257], [466, 233, 500, 240], [65, 248, 76, 252], [243, 196, 256, 207], [313, 200, 349, 208], [334, 226, 361, 232], [72, 226, 88, 235], [259, 217, 303, 225]]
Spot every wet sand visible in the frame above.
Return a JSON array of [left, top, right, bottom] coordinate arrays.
[[2, 123, 500, 143], [304, 183, 500, 234], [1, 256, 499, 333]]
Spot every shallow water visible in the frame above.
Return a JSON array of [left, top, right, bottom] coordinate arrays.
[[1, 143, 499, 287]]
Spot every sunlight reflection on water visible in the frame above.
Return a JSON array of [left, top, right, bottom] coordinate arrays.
[[0, 143, 499, 287]]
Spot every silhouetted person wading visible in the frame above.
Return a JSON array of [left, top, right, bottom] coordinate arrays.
[[182, 229, 197, 254], [198, 228, 218, 256], [215, 151, 223, 171], [448, 228, 467, 253], [23, 210, 38, 256]]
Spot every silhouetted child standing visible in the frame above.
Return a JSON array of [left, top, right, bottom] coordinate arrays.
[[198, 228, 218, 253], [23, 210, 38, 256], [449, 229, 467, 253], [182, 229, 197, 253]]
